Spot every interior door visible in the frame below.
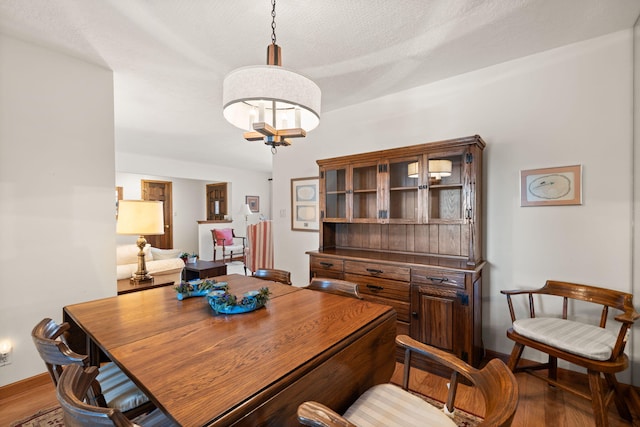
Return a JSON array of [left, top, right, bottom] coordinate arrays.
[[142, 180, 173, 249]]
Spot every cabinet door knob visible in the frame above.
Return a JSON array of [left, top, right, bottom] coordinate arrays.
[[412, 311, 418, 318]]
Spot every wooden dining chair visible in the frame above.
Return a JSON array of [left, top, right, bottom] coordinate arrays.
[[253, 268, 292, 285], [57, 364, 176, 427], [298, 334, 518, 427], [306, 278, 362, 299], [32, 318, 153, 418], [502, 280, 640, 427]]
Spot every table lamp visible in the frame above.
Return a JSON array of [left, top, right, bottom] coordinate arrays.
[[117, 200, 165, 285]]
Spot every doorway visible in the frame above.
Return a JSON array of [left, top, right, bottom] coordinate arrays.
[[142, 180, 173, 249]]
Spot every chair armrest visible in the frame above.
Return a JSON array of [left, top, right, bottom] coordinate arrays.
[[615, 311, 640, 325], [500, 288, 543, 295], [297, 402, 356, 427], [396, 335, 477, 377]]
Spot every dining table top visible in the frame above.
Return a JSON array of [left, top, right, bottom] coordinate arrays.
[[63, 274, 396, 426]]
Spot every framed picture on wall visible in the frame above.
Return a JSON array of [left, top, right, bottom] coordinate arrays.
[[520, 164, 582, 207], [291, 177, 319, 231], [246, 195, 260, 212]]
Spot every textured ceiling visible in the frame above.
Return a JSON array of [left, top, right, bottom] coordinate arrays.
[[1, 0, 639, 172]]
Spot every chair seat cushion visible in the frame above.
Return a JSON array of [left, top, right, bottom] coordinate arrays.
[[98, 362, 150, 412], [343, 384, 457, 427], [132, 408, 179, 427], [513, 317, 618, 361]]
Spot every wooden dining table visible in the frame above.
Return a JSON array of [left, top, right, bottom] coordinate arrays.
[[63, 274, 397, 426]]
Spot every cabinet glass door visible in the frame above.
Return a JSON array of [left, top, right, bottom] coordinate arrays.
[[426, 151, 465, 223], [351, 163, 378, 221], [388, 157, 420, 223], [323, 167, 347, 220]]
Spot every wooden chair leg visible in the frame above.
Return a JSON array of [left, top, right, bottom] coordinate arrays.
[[548, 355, 557, 381], [507, 342, 524, 371], [588, 370, 608, 427], [605, 373, 632, 421], [626, 386, 640, 422]]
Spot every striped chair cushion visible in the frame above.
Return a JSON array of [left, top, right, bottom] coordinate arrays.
[[343, 384, 457, 426], [513, 317, 618, 361], [97, 362, 150, 412], [132, 408, 179, 427]]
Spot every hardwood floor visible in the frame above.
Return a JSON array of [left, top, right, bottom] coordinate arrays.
[[1, 364, 637, 426]]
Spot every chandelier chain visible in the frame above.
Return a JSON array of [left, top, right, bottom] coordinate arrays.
[[271, 0, 277, 44]]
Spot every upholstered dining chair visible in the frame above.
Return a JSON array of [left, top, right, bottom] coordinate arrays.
[[297, 334, 518, 427], [253, 268, 292, 285], [306, 278, 362, 299], [501, 280, 640, 427], [211, 228, 246, 266], [57, 364, 176, 427], [32, 318, 153, 418]]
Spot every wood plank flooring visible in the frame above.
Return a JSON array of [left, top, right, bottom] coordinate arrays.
[[1, 363, 637, 426]]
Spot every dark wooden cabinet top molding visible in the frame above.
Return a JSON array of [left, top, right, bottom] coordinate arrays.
[[316, 135, 485, 167]]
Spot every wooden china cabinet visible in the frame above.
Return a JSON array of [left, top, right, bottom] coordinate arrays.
[[307, 135, 486, 371]]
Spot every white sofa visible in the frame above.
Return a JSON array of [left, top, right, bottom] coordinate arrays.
[[116, 244, 184, 288]]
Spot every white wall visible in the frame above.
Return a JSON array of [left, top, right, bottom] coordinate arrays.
[[273, 30, 638, 383], [0, 34, 115, 386]]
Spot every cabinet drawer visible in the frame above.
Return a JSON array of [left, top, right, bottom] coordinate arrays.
[[360, 293, 410, 323], [411, 267, 465, 289], [344, 261, 410, 282], [310, 257, 344, 274], [344, 274, 409, 302]]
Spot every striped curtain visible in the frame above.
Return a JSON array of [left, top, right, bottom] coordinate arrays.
[[245, 220, 273, 273]]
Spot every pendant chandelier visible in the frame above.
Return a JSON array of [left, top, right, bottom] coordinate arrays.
[[222, 0, 321, 152]]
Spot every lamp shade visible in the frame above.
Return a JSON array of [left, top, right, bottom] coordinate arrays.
[[428, 160, 452, 178], [223, 65, 321, 132], [407, 162, 419, 178], [117, 200, 165, 235], [241, 204, 253, 216]]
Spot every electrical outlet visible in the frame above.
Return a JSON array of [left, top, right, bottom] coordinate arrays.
[[0, 350, 10, 366]]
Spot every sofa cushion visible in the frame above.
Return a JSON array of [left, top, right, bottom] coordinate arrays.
[[117, 244, 151, 265], [146, 258, 185, 275], [150, 247, 182, 260], [116, 258, 184, 280]]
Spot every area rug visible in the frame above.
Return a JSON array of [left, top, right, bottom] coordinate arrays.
[[10, 406, 63, 427], [10, 396, 482, 427]]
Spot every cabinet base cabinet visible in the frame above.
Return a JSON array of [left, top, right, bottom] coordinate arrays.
[[308, 250, 485, 372]]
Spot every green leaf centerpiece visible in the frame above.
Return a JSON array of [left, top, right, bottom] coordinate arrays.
[[207, 287, 271, 314], [174, 279, 228, 300]]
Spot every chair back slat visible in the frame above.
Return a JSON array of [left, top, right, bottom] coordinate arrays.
[[397, 335, 518, 427], [32, 318, 88, 385], [542, 280, 635, 315], [307, 278, 362, 299], [57, 364, 133, 427], [253, 268, 291, 285]]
